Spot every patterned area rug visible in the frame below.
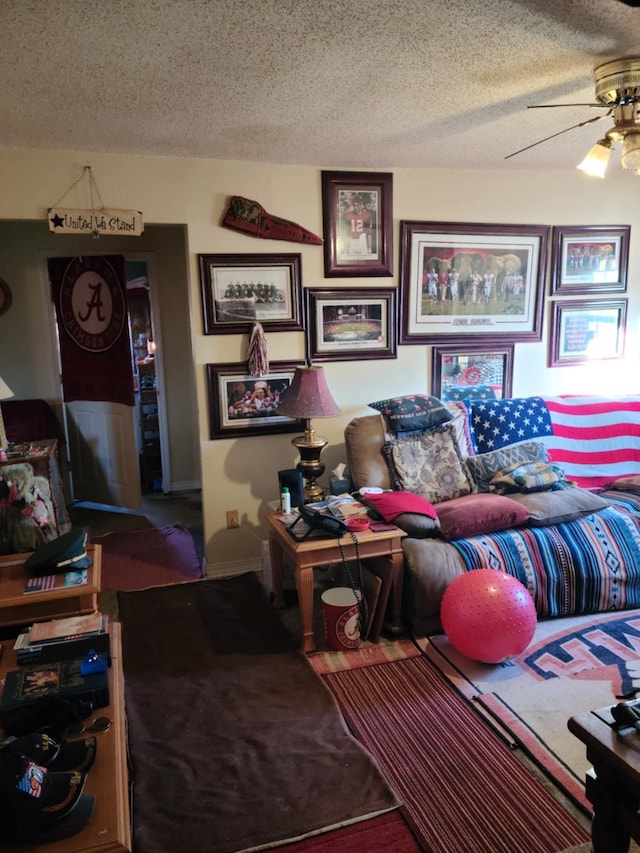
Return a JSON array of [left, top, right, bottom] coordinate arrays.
[[95, 523, 204, 590], [322, 654, 589, 853], [418, 608, 640, 812]]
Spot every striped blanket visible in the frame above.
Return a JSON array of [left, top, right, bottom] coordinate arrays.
[[450, 503, 640, 617], [543, 395, 640, 490]]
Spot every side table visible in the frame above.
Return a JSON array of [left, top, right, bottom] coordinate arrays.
[[0, 544, 101, 628], [267, 512, 406, 652], [568, 704, 640, 852]]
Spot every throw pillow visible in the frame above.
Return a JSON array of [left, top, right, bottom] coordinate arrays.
[[468, 396, 553, 454], [435, 493, 529, 540], [506, 486, 610, 526], [489, 461, 567, 494], [382, 424, 474, 504], [606, 475, 640, 492], [362, 490, 441, 539], [465, 440, 549, 492], [368, 394, 452, 435]]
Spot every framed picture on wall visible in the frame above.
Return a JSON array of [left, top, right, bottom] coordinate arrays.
[[199, 253, 304, 334], [550, 225, 630, 295], [431, 343, 514, 401], [399, 220, 549, 345], [321, 171, 393, 277], [206, 361, 305, 439], [549, 299, 627, 367], [304, 288, 397, 362]]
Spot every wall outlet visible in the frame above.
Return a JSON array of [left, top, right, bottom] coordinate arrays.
[[226, 509, 240, 529]]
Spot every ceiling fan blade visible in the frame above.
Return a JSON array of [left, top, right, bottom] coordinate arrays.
[[504, 112, 610, 160], [527, 103, 609, 109]]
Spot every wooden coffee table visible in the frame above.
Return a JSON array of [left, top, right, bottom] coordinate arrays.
[[569, 703, 640, 852], [267, 512, 406, 652], [0, 544, 101, 628]]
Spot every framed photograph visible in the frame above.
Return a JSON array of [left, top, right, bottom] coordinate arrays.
[[549, 300, 627, 367], [321, 171, 393, 277], [551, 225, 629, 294], [206, 361, 305, 439], [399, 220, 549, 345], [431, 344, 514, 401], [305, 288, 397, 362], [199, 253, 303, 334]]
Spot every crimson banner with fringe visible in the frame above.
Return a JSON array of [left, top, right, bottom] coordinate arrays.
[[48, 255, 134, 405]]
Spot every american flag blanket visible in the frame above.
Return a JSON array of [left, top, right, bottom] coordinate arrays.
[[465, 395, 640, 490], [450, 504, 640, 617], [543, 395, 640, 490]]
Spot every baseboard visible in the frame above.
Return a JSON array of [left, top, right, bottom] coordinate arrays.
[[204, 557, 262, 578], [169, 479, 201, 493]]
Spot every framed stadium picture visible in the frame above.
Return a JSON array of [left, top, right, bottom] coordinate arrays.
[[321, 171, 393, 277], [550, 225, 629, 295]]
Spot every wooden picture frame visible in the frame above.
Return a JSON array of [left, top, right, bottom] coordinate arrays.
[[206, 361, 305, 439], [431, 344, 514, 401], [551, 225, 630, 295], [399, 220, 549, 345], [321, 171, 393, 277], [199, 253, 304, 334], [549, 299, 627, 367], [305, 288, 397, 362]]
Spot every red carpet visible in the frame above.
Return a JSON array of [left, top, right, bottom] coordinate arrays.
[[323, 656, 590, 853], [95, 523, 204, 590]]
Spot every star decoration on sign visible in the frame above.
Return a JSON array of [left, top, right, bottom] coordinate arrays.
[[50, 214, 64, 228]]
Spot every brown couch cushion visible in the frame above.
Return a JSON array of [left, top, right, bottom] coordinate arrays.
[[344, 414, 391, 491], [435, 493, 529, 540]]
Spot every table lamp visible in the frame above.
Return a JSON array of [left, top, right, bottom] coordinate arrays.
[[0, 375, 14, 451], [276, 365, 341, 502]]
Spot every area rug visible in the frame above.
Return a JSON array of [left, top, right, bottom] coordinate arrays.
[[323, 655, 590, 853], [95, 523, 204, 590], [418, 608, 640, 813], [117, 573, 399, 853]]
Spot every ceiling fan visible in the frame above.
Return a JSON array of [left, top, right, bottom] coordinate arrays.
[[506, 56, 640, 176]]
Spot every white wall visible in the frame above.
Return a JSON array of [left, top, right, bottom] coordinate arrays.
[[1, 147, 638, 572]]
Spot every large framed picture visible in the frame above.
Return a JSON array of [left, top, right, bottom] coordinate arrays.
[[431, 344, 514, 401], [399, 221, 549, 345], [549, 299, 627, 367], [321, 171, 393, 277], [305, 288, 397, 362], [206, 361, 305, 439], [550, 225, 630, 295], [199, 253, 304, 334]]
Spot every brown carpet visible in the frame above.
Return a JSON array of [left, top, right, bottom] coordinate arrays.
[[117, 573, 399, 853]]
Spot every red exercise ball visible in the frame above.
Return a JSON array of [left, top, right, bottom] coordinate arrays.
[[440, 569, 537, 663]]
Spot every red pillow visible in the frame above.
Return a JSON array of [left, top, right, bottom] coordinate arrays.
[[435, 494, 529, 540], [363, 490, 437, 521]]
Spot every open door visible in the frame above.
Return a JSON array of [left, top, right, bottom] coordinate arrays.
[[48, 255, 142, 510]]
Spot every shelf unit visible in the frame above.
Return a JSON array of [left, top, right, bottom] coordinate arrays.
[[137, 360, 162, 492]]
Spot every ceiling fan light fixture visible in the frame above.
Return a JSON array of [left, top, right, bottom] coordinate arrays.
[[577, 138, 612, 178], [620, 132, 640, 171]]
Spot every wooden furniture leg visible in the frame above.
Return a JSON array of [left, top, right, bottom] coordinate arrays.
[[269, 527, 285, 609], [296, 563, 315, 653]]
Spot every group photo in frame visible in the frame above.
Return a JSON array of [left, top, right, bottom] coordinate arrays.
[[431, 343, 514, 401], [305, 288, 397, 362], [206, 361, 304, 439], [199, 253, 303, 334], [549, 300, 627, 367], [550, 225, 630, 295], [321, 171, 393, 277], [399, 221, 549, 345]]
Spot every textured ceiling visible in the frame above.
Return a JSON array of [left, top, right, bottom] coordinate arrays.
[[2, 0, 640, 171]]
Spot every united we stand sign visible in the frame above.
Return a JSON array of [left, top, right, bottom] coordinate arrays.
[[47, 207, 144, 236]]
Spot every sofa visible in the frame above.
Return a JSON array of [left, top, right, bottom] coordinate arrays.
[[345, 394, 640, 636]]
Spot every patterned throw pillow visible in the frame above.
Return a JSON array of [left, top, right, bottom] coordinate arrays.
[[368, 394, 452, 435], [382, 424, 474, 504], [465, 441, 549, 492], [468, 396, 553, 453]]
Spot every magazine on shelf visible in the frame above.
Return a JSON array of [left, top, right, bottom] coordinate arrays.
[[25, 612, 104, 646], [24, 569, 89, 594]]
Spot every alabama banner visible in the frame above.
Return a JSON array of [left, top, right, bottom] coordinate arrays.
[[48, 255, 135, 405]]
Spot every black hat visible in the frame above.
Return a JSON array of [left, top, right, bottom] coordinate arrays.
[[0, 730, 97, 773], [23, 528, 93, 576], [0, 752, 94, 843]]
